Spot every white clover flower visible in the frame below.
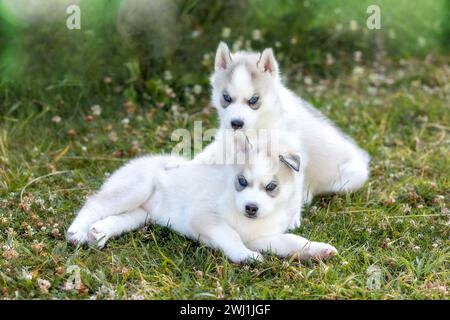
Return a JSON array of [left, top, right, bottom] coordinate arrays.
[[290, 37, 298, 45], [121, 118, 130, 125], [35, 197, 45, 207], [367, 87, 377, 95], [352, 66, 365, 76], [191, 30, 201, 38], [245, 40, 252, 51], [51, 115, 61, 123], [37, 278, 51, 293], [186, 93, 195, 105], [221, 27, 231, 38], [353, 50, 362, 62], [388, 29, 396, 39], [417, 37, 426, 47], [232, 37, 243, 51], [108, 131, 118, 143], [164, 86, 175, 98], [252, 29, 262, 41], [303, 76, 313, 86], [202, 53, 212, 66], [91, 105, 102, 116], [193, 84, 202, 95], [163, 70, 173, 81], [21, 270, 33, 281], [325, 53, 335, 65], [171, 104, 179, 114], [344, 98, 353, 107]]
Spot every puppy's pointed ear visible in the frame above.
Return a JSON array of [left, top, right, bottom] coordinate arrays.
[[257, 48, 279, 76], [215, 42, 232, 71], [279, 153, 300, 172]]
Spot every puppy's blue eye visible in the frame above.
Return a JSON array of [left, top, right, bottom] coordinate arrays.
[[265, 182, 277, 192], [248, 96, 259, 105], [238, 176, 248, 188], [223, 93, 232, 103]]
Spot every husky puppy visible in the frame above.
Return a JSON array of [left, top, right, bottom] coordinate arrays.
[[67, 137, 337, 263], [176, 42, 370, 228]]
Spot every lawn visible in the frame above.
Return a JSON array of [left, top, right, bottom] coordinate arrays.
[[0, 53, 448, 299]]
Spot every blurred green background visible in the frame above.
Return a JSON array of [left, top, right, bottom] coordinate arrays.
[[0, 0, 449, 114]]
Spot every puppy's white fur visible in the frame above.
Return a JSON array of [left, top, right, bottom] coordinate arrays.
[[185, 43, 370, 228], [67, 145, 337, 263]]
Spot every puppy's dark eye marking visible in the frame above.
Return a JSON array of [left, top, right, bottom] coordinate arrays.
[[265, 182, 277, 192], [248, 96, 259, 105], [235, 175, 248, 192]]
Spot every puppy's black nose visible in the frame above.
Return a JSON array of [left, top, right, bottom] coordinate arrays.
[[245, 203, 258, 217], [231, 119, 244, 130]]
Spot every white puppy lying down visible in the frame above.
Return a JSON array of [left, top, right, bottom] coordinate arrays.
[[67, 149, 337, 263]]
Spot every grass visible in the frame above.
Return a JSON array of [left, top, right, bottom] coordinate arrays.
[[0, 55, 449, 300]]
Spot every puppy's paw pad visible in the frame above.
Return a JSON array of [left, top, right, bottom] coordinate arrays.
[[311, 244, 338, 261]]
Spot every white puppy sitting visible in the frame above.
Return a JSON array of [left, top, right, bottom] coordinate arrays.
[[174, 42, 370, 229], [67, 136, 337, 263]]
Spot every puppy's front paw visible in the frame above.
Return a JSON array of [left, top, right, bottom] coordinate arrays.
[[230, 250, 264, 264], [247, 251, 264, 263], [88, 223, 110, 249], [309, 242, 338, 261], [67, 224, 89, 246]]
